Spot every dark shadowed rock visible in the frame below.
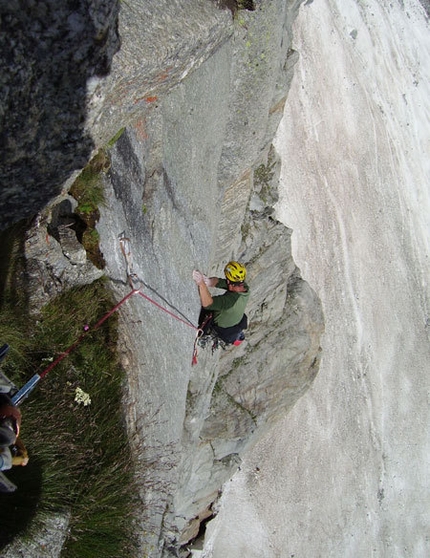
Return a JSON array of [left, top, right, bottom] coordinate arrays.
[[0, 0, 120, 230]]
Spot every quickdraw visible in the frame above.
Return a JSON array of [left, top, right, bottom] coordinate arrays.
[[119, 235, 140, 288], [192, 313, 213, 366]]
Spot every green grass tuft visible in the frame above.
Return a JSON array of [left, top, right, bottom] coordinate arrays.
[[106, 127, 125, 149], [68, 151, 109, 269], [0, 279, 138, 556]]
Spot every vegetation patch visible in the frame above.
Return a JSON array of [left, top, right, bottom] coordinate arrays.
[[254, 152, 276, 203], [216, 0, 255, 16], [69, 150, 111, 269], [0, 273, 138, 556], [106, 127, 125, 149]]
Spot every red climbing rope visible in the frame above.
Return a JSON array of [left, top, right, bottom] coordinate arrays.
[[38, 284, 198, 380], [39, 289, 139, 379], [12, 238, 202, 405], [136, 290, 196, 331]]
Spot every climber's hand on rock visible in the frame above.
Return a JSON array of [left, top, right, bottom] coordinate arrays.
[[193, 270, 204, 285]]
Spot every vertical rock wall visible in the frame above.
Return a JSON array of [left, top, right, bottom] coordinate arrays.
[[94, 1, 323, 555], [2, 1, 323, 556]]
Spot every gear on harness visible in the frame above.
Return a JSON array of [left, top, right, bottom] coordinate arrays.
[[197, 329, 226, 353], [194, 312, 246, 358], [199, 326, 245, 347]]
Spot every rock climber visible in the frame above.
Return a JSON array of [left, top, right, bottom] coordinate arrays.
[[193, 261, 249, 345]]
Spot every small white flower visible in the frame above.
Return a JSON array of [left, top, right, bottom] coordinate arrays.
[[74, 387, 91, 407]]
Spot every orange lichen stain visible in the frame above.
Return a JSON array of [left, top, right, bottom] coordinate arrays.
[[135, 119, 148, 141], [155, 67, 172, 83], [133, 95, 158, 105]]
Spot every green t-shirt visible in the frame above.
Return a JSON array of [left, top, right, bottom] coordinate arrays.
[[205, 278, 250, 328]]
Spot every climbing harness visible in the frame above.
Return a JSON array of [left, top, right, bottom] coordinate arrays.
[[192, 313, 214, 365], [191, 312, 246, 363]]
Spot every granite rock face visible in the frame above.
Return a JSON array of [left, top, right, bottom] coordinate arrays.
[[21, 198, 104, 315], [2, 1, 323, 556], [95, 1, 323, 555]]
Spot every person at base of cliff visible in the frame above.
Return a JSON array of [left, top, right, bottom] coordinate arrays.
[[193, 261, 249, 345], [0, 393, 29, 472]]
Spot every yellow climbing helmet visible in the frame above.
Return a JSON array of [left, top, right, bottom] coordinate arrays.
[[224, 261, 247, 283]]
